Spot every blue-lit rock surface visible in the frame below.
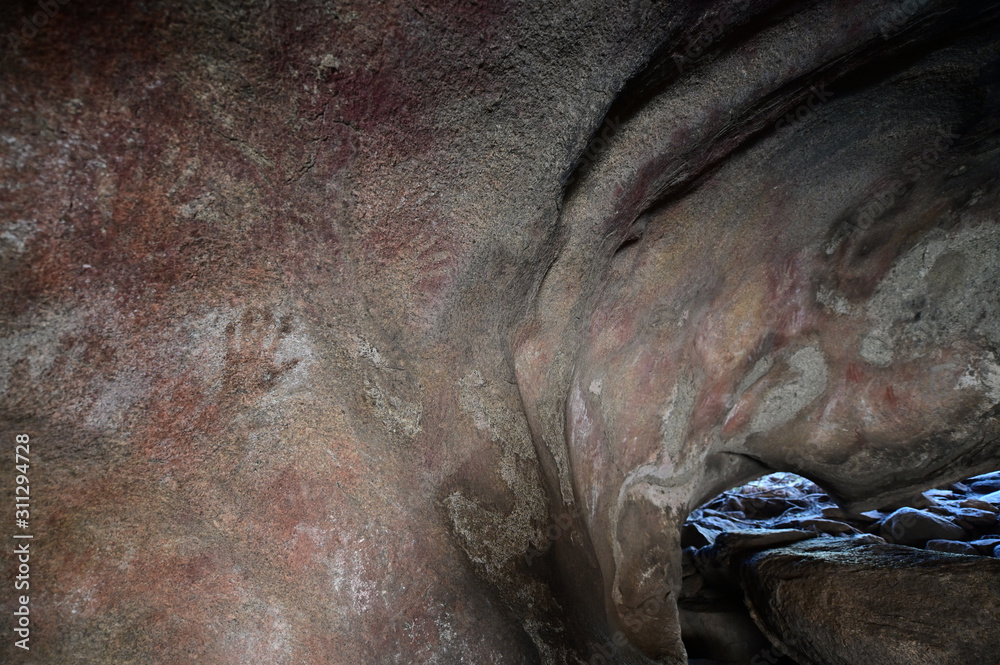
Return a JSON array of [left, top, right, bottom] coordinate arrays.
[[681, 471, 1000, 663]]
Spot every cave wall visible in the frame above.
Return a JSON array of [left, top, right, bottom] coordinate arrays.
[[2, 1, 999, 663]]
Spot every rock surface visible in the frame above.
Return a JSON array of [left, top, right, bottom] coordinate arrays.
[[2, 0, 1000, 663], [682, 470, 1000, 663], [742, 539, 1000, 665], [879, 507, 969, 545], [925, 539, 978, 555], [967, 471, 1000, 494], [694, 528, 818, 589], [686, 471, 1000, 556], [971, 537, 1000, 553]]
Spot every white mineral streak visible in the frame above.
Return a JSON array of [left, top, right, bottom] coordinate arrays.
[[750, 346, 828, 433]]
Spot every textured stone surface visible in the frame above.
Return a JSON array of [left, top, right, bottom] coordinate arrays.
[[879, 507, 969, 545], [742, 539, 1000, 665], [968, 471, 1000, 494], [2, 0, 1000, 663], [972, 537, 1000, 554], [695, 528, 818, 590], [679, 471, 1000, 663], [925, 539, 978, 555]]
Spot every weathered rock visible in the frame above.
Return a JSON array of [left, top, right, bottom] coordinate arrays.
[[683, 521, 714, 549], [923, 488, 962, 502], [742, 539, 1000, 665], [968, 471, 1000, 494], [772, 518, 862, 537], [979, 490, 1000, 505], [879, 507, 968, 545], [970, 537, 1000, 554], [4, 0, 1000, 662], [925, 539, 978, 555], [687, 508, 766, 544], [821, 506, 879, 524], [742, 498, 801, 520], [695, 529, 817, 589], [679, 600, 774, 664], [926, 504, 999, 530], [961, 498, 1000, 514], [875, 493, 935, 511]]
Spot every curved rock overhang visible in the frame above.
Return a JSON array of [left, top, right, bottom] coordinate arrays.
[[513, 1, 1000, 660]]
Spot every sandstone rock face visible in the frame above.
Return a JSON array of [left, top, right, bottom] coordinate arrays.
[[742, 539, 1000, 665], [2, 0, 1000, 662]]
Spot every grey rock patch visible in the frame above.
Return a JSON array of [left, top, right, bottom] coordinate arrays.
[[750, 347, 828, 434], [925, 539, 978, 555], [879, 507, 967, 545], [860, 332, 894, 367]]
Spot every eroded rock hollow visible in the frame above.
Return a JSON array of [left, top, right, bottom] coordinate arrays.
[[2, 0, 1000, 663]]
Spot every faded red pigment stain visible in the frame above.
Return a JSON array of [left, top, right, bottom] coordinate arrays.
[[35, 490, 243, 636], [284, 0, 508, 310], [721, 394, 753, 436], [34, 429, 384, 659], [258, 0, 506, 172], [588, 296, 643, 360], [3, 103, 276, 317], [130, 306, 301, 475], [348, 209, 471, 331], [260, 466, 335, 546], [627, 348, 679, 406], [34, 457, 368, 662], [1, 2, 365, 321], [84, 555, 247, 660], [846, 361, 865, 383], [692, 375, 739, 434], [884, 383, 900, 410], [763, 251, 821, 342], [808, 345, 989, 464], [363, 214, 461, 269], [134, 373, 224, 472]]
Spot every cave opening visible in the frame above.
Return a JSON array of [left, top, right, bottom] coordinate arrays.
[[679, 470, 1000, 664]]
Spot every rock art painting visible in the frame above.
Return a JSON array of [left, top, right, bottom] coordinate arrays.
[[2, 1, 999, 663]]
